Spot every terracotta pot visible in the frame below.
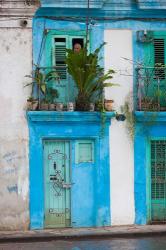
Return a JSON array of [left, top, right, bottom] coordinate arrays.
[[140, 100, 159, 111], [27, 100, 38, 110], [40, 103, 49, 110], [49, 103, 55, 110], [104, 99, 114, 111], [56, 103, 63, 111], [160, 106, 166, 111]]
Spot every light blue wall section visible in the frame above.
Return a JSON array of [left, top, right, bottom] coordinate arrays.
[[134, 112, 166, 224], [27, 112, 113, 229]]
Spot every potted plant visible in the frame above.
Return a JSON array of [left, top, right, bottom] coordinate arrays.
[[26, 96, 38, 110], [46, 87, 59, 110], [66, 42, 116, 111], [40, 99, 49, 110], [25, 66, 60, 110], [104, 99, 114, 111]]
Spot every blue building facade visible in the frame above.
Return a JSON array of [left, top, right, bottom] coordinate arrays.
[[27, 0, 166, 229]]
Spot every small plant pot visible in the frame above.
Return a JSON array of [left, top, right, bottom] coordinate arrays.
[[67, 102, 75, 111], [27, 100, 38, 111], [140, 100, 159, 111], [40, 103, 49, 110], [104, 99, 114, 111], [56, 103, 64, 111], [27, 100, 32, 110], [89, 103, 95, 112], [160, 106, 166, 111], [49, 103, 55, 111]]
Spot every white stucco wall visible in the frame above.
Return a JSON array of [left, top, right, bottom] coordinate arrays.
[[104, 30, 135, 225], [0, 24, 32, 230]]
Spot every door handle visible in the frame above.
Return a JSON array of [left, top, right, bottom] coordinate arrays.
[[62, 182, 74, 189]]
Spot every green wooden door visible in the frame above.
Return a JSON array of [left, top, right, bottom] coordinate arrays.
[[44, 140, 71, 228], [150, 140, 166, 222]]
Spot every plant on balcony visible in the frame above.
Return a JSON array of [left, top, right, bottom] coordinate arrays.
[[66, 42, 116, 111], [137, 64, 166, 111], [25, 66, 60, 110]]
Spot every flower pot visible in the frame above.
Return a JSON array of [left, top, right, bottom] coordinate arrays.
[[56, 103, 63, 111], [49, 103, 55, 111], [160, 106, 166, 111], [40, 103, 49, 110], [104, 99, 114, 111], [67, 102, 75, 111], [27, 100, 38, 110], [140, 99, 159, 111]]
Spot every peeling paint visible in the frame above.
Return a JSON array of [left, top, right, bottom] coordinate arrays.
[[0, 28, 31, 230], [7, 184, 18, 194]]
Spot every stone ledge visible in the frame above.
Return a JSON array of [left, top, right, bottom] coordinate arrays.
[[27, 111, 115, 123], [135, 111, 166, 123]]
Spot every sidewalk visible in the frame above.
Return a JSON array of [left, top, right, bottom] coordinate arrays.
[[0, 225, 166, 243]]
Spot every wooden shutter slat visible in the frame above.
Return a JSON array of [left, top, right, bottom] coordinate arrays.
[[54, 40, 67, 80], [154, 38, 165, 79]]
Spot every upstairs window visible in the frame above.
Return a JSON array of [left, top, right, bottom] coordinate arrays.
[[45, 31, 86, 103]]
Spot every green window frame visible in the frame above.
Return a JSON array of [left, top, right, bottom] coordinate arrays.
[[45, 30, 86, 104], [75, 140, 94, 164]]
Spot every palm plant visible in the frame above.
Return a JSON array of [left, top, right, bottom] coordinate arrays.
[[66, 42, 116, 111]]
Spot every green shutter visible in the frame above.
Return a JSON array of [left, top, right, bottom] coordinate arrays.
[[45, 31, 86, 104], [151, 140, 166, 222], [54, 38, 67, 80], [143, 31, 166, 107], [154, 38, 165, 79]]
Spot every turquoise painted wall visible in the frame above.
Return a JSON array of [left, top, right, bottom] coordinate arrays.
[[40, 0, 166, 11], [28, 112, 113, 229]]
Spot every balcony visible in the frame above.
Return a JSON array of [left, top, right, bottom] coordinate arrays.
[[136, 66, 166, 112]]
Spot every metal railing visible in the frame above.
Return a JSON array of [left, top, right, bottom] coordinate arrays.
[[136, 66, 166, 111]]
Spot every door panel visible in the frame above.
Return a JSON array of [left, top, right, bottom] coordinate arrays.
[[72, 140, 95, 227], [44, 140, 71, 228]]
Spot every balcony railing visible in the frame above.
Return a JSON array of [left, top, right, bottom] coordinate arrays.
[[136, 66, 166, 111]]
